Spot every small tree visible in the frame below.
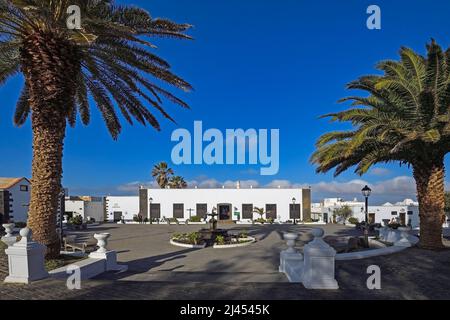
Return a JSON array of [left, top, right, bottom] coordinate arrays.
[[253, 207, 265, 220], [333, 206, 353, 225]]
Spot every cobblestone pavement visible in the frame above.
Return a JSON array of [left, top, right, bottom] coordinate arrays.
[[1, 225, 450, 300]]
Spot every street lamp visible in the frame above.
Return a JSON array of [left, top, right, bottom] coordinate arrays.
[[292, 197, 297, 225], [361, 185, 372, 247]]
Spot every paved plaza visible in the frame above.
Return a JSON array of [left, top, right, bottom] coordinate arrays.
[[1, 223, 450, 300]]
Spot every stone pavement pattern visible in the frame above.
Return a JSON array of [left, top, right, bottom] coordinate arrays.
[[1, 224, 450, 300]]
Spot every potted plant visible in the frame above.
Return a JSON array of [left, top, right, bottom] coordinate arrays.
[[253, 207, 265, 224]]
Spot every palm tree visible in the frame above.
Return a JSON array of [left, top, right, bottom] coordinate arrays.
[[253, 207, 265, 220], [0, 1, 192, 258], [151, 162, 174, 188], [168, 175, 187, 189], [311, 40, 450, 249]]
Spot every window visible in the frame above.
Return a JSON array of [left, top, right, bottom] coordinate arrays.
[[407, 211, 413, 215], [242, 204, 253, 219], [196, 204, 207, 217], [391, 211, 398, 216], [289, 204, 301, 219], [20, 185, 28, 192], [266, 204, 277, 219], [150, 204, 161, 219], [173, 204, 184, 219]]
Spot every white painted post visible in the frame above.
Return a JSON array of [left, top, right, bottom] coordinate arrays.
[[302, 228, 339, 289], [279, 233, 303, 283], [89, 233, 127, 272], [4, 228, 49, 284], [1, 223, 17, 247]]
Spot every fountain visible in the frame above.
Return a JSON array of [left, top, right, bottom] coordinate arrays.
[[198, 207, 230, 246]]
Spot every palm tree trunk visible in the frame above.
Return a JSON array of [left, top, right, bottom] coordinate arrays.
[[20, 32, 79, 258], [413, 157, 445, 249]]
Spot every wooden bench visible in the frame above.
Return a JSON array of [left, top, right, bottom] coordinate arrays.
[[63, 235, 87, 253]]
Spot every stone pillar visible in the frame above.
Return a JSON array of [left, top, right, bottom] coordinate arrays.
[[1, 223, 17, 247], [89, 233, 128, 272], [4, 228, 49, 284], [302, 228, 339, 289], [279, 233, 303, 283]]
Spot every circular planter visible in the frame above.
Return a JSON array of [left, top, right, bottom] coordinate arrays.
[[169, 239, 206, 249], [213, 236, 256, 249]]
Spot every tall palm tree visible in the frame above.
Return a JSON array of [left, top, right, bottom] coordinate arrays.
[[311, 40, 450, 249], [0, 1, 192, 257], [151, 161, 174, 188], [168, 175, 187, 189]]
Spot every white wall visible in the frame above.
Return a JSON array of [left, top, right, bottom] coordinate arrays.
[[143, 188, 305, 221], [65, 200, 85, 217], [84, 201, 104, 222], [8, 179, 31, 223], [106, 196, 139, 221], [366, 205, 419, 228]]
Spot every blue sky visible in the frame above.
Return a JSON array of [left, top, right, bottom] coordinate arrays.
[[1, 0, 450, 203]]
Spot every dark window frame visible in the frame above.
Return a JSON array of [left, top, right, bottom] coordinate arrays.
[[173, 203, 184, 219], [196, 203, 207, 217], [391, 211, 398, 216], [19, 185, 29, 192], [265, 204, 277, 219], [242, 204, 253, 219]]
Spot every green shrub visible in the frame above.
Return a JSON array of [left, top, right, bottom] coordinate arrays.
[[254, 218, 266, 224], [215, 235, 225, 245], [238, 230, 249, 238], [348, 217, 359, 225], [168, 217, 179, 224], [266, 217, 274, 224], [303, 217, 312, 223], [188, 232, 202, 245], [189, 216, 202, 222], [69, 215, 83, 226]]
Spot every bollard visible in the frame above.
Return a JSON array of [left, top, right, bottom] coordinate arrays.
[[302, 228, 339, 289]]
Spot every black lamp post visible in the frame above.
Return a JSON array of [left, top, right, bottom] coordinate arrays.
[[361, 185, 372, 247], [292, 197, 297, 225]]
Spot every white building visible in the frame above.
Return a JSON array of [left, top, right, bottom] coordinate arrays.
[[0, 177, 31, 223], [65, 196, 105, 222], [137, 186, 312, 223], [105, 196, 139, 222], [314, 197, 420, 228]]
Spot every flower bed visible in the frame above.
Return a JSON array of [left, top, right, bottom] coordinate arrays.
[[213, 236, 256, 248], [170, 232, 206, 249]]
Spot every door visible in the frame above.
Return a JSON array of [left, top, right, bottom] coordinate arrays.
[[323, 212, 329, 224], [113, 211, 122, 222], [400, 212, 406, 226], [266, 204, 277, 220], [289, 204, 300, 220], [369, 213, 376, 224], [218, 204, 231, 220], [150, 204, 161, 220]]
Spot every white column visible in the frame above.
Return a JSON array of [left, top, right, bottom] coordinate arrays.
[[279, 233, 303, 283], [4, 228, 49, 284], [302, 228, 339, 289], [89, 233, 128, 272]]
